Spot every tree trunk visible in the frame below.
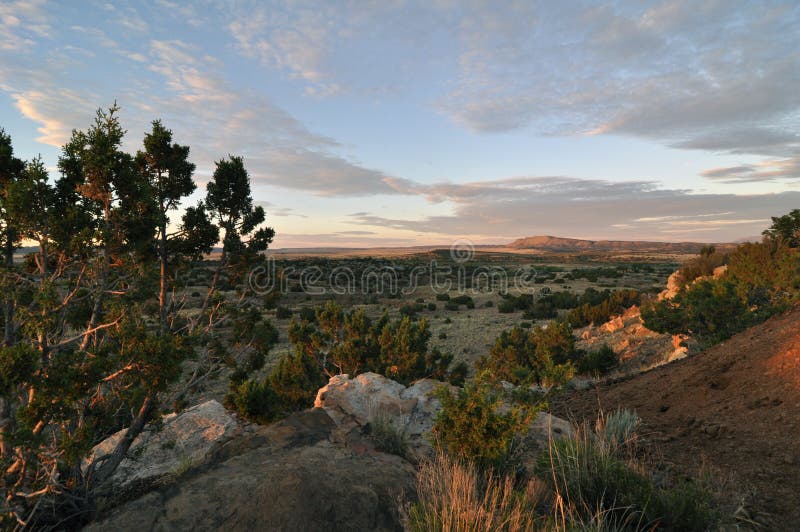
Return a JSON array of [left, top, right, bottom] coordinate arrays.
[[4, 230, 15, 346], [89, 395, 153, 488], [159, 219, 168, 335], [81, 202, 111, 351]]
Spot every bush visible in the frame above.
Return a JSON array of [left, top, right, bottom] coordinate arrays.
[[484, 300, 494, 308], [427, 302, 436, 311], [642, 279, 753, 346], [567, 289, 640, 327], [677, 246, 728, 286], [438, 331, 447, 339], [435, 293, 450, 301], [577, 344, 617, 375], [299, 306, 316, 322], [476, 322, 578, 387], [224, 378, 281, 424], [432, 380, 533, 471], [275, 305, 292, 319], [497, 299, 517, 314], [444, 301, 459, 311]]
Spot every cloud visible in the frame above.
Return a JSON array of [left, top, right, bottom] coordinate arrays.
[[139, 40, 415, 196], [701, 156, 800, 183], [435, 1, 800, 179], [349, 176, 800, 242], [11, 89, 94, 146], [0, 0, 50, 50]]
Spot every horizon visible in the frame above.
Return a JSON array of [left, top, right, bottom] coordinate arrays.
[[1, 1, 799, 247]]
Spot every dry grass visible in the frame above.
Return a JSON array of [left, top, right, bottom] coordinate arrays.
[[402, 453, 544, 532]]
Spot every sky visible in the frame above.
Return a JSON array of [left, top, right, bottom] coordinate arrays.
[[1, 0, 799, 248]]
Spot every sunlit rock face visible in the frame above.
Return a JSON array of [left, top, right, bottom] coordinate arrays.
[[314, 372, 453, 454]]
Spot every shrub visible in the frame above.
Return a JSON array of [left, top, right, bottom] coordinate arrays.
[[438, 331, 447, 340], [677, 246, 728, 286], [497, 299, 517, 314], [567, 289, 640, 327], [484, 300, 494, 308], [577, 344, 617, 375], [444, 301, 459, 311], [268, 348, 327, 413], [427, 302, 436, 311], [476, 322, 577, 387], [399, 302, 424, 317], [432, 380, 533, 471], [224, 378, 281, 424], [435, 293, 450, 301], [642, 279, 753, 346], [299, 306, 317, 322], [275, 305, 292, 319]]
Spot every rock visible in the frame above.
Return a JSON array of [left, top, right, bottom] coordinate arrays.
[[85, 400, 241, 499], [601, 315, 625, 333], [85, 409, 414, 532], [519, 412, 574, 475], [314, 372, 453, 452], [659, 270, 683, 300]]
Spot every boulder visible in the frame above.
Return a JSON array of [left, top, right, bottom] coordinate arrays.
[[659, 270, 683, 300], [85, 400, 241, 498], [314, 372, 453, 452], [85, 409, 414, 532]]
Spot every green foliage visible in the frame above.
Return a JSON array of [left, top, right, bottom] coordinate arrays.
[[644, 239, 800, 348], [206, 155, 274, 259], [268, 348, 327, 413], [432, 380, 533, 471], [763, 208, 800, 248], [435, 292, 450, 301], [477, 322, 578, 387], [577, 344, 618, 375], [567, 289, 641, 327], [677, 246, 728, 286], [224, 378, 281, 424], [0, 344, 38, 394], [642, 279, 753, 346]]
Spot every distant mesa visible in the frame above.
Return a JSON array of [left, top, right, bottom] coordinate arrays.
[[506, 235, 726, 254]]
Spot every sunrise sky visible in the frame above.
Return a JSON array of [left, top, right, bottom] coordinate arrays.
[[1, 0, 799, 247]]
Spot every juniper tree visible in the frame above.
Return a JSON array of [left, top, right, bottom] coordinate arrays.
[[135, 121, 197, 334], [0, 129, 25, 346], [195, 155, 274, 331]]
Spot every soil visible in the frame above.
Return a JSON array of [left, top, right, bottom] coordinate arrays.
[[553, 306, 800, 528]]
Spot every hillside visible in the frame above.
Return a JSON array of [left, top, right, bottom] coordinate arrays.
[[554, 306, 800, 527], [507, 235, 729, 253]]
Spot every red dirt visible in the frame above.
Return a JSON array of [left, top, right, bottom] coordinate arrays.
[[552, 306, 800, 527]]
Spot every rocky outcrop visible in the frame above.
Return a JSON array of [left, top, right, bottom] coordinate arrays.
[[84, 400, 241, 499], [314, 372, 453, 454], [577, 306, 695, 372], [85, 409, 415, 532]]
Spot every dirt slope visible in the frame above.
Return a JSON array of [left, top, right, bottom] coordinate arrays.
[[553, 306, 800, 527]]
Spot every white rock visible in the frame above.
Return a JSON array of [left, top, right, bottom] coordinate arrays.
[[85, 400, 241, 493], [314, 372, 453, 450]]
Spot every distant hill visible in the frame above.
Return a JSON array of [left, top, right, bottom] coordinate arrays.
[[506, 235, 729, 254]]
